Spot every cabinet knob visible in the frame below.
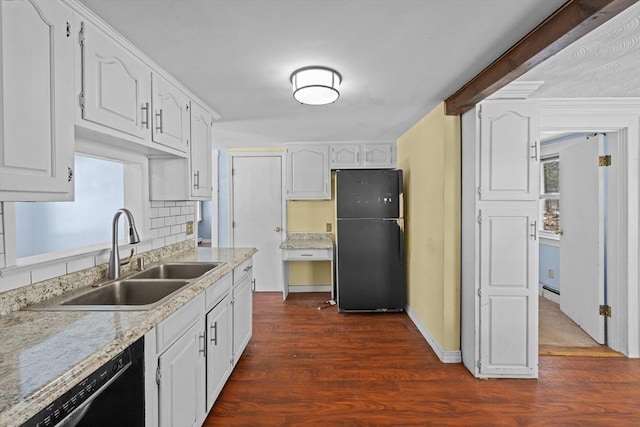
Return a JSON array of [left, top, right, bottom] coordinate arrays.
[[274, 226, 281, 232]]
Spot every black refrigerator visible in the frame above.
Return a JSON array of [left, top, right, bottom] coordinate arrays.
[[336, 169, 406, 312]]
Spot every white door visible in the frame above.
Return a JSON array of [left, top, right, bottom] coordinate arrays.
[[559, 134, 605, 344], [232, 155, 283, 291], [479, 208, 538, 377], [0, 0, 74, 200], [479, 101, 539, 201]]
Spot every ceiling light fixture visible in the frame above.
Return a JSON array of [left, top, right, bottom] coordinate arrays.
[[290, 66, 342, 105]]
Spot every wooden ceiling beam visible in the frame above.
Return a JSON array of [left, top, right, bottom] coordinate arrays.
[[444, 0, 638, 116]]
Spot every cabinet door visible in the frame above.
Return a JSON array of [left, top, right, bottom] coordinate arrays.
[[190, 101, 212, 199], [206, 295, 232, 411], [152, 73, 189, 153], [363, 143, 395, 168], [286, 145, 330, 199], [479, 101, 539, 201], [232, 273, 253, 362], [0, 0, 74, 200], [80, 20, 151, 140], [331, 144, 361, 168], [159, 321, 206, 427], [478, 208, 538, 377]]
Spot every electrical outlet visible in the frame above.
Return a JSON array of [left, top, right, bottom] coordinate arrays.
[[326, 223, 332, 232], [548, 269, 554, 279], [186, 221, 194, 235]]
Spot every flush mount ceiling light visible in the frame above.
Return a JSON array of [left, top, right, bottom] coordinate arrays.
[[290, 66, 342, 105]]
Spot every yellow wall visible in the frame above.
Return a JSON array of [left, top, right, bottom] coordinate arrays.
[[286, 174, 336, 286], [397, 102, 461, 351]]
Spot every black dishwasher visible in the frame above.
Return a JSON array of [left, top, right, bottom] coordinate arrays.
[[22, 337, 145, 427]]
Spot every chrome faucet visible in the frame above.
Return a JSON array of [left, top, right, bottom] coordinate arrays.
[[108, 208, 141, 279]]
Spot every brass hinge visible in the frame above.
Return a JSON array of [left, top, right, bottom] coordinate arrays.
[[599, 304, 612, 317], [156, 364, 161, 386], [599, 155, 612, 167]]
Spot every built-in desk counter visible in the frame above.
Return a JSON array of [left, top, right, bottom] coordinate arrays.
[[279, 233, 334, 300]]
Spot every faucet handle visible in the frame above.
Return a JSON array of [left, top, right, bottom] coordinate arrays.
[[136, 257, 145, 271]]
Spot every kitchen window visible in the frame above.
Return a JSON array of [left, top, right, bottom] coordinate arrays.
[[15, 155, 125, 258], [540, 157, 560, 235]]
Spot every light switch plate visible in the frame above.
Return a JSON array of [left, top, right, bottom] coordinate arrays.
[[186, 221, 194, 235]]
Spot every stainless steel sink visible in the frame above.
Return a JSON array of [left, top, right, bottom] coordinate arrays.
[[129, 262, 222, 280], [62, 279, 190, 308], [24, 261, 225, 311]]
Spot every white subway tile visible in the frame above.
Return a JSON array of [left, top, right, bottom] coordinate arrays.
[[175, 232, 187, 242], [148, 207, 159, 218], [180, 206, 191, 215], [164, 201, 176, 207], [170, 207, 181, 216], [151, 217, 165, 229], [0, 271, 31, 293], [165, 216, 177, 226], [31, 263, 67, 284], [165, 234, 177, 245], [136, 241, 153, 254], [170, 225, 182, 235], [150, 201, 164, 208], [152, 238, 166, 250], [158, 227, 171, 237], [175, 201, 186, 207], [158, 207, 171, 217], [67, 256, 96, 274], [176, 215, 186, 224]]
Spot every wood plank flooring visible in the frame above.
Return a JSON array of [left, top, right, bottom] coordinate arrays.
[[204, 292, 640, 426]]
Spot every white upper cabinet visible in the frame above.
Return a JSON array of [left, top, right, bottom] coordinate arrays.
[[479, 101, 539, 201], [286, 144, 330, 199], [189, 101, 213, 199], [79, 20, 151, 140], [330, 142, 396, 169], [152, 73, 189, 153], [0, 0, 75, 201]]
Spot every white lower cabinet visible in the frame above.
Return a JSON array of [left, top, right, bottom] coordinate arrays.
[[206, 295, 232, 411], [158, 320, 206, 427], [150, 258, 253, 425]]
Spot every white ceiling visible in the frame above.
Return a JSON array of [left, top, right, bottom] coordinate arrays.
[[78, 0, 636, 148]]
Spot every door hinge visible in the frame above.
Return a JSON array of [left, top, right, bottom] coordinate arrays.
[[67, 167, 73, 182], [477, 360, 482, 369], [66, 22, 71, 38], [478, 105, 482, 119], [79, 22, 85, 46], [599, 304, 612, 317], [156, 365, 161, 386], [477, 213, 482, 224], [477, 288, 482, 297], [79, 93, 85, 110], [599, 155, 612, 167], [232, 221, 235, 228], [477, 186, 482, 197]]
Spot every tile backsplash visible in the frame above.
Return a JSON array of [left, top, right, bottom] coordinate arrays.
[[0, 200, 197, 294]]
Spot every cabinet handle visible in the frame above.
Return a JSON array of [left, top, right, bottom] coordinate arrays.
[[141, 103, 150, 129], [210, 321, 218, 345], [199, 333, 206, 355], [193, 171, 200, 189], [531, 141, 538, 161], [301, 253, 313, 257], [530, 221, 537, 240], [155, 109, 163, 133]]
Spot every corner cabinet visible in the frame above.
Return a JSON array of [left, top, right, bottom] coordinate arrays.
[[285, 144, 331, 199], [330, 143, 396, 169], [149, 101, 214, 201], [0, 0, 75, 201]]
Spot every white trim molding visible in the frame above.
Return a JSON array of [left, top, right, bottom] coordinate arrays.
[[406, 305, 462, 364]]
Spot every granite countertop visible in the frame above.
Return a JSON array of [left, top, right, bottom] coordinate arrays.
[[0, 247, 256, 427], [279, 232, 334, 250]]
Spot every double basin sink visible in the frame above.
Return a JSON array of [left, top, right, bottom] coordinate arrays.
[[25, 262, 223, 311]]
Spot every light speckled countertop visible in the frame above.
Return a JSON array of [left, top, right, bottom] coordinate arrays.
[[0, 247, 256, 427], [279, 232, 334, 250]]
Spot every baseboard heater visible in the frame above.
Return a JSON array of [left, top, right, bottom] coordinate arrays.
[[542, 285, 560, 295]]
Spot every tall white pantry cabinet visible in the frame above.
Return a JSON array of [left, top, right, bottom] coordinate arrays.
[[461, 99, 540, 379]]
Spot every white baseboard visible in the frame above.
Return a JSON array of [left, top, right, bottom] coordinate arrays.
[[288, 285, 332, 293], [406, 305, 462, 364]]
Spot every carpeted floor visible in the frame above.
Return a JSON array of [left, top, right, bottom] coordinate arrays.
[[538, 296, 622, 357]]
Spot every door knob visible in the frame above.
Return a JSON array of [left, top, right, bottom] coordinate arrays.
[[274, 226, 281, 232], [554, 229, 564, 236]]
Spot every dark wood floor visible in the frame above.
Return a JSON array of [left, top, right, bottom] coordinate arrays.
[[204, 292, 640, 426]]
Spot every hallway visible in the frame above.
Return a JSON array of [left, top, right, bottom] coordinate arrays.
[[205, 292, 640, 426]]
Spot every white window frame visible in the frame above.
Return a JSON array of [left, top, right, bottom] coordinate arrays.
[[539, 155, 560, 239], [1, 137, 149, 273]]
